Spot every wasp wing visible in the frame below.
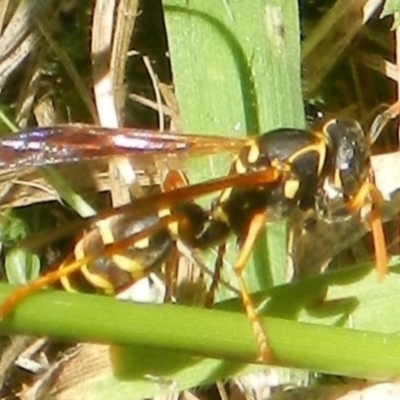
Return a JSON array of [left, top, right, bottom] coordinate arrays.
[[0, 126, 248, 170]]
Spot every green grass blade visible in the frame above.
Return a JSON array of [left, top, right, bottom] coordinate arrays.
[[163, 0, 304, 290], [38, 166, 96, 217], [2, 260, 400, 395]]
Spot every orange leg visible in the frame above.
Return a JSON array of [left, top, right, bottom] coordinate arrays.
[[369, 185, 387, 280], [366, 100, 400, 274], [347, 181, 387, 279], [234, 212, 276, 363], [370, 208, 387, 280], [0, 255, 91, 317]]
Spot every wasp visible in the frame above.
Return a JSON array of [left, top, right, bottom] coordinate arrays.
[[0, 102, 397, 363]]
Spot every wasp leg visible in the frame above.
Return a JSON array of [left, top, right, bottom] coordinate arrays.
[[164, 247, 179, 302], [370, 205, 387, 280], [347, 181, 387, 279], [234, 212, 275, 363], [205, 243, 226, 308], [369, 185, 387, 280], [0, 254, 92, 318]]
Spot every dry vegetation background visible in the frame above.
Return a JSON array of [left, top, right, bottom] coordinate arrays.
[[0, 0, 400, 399]]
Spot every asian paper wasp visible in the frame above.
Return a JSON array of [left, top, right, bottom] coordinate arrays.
[[0, 102, 398, 363]]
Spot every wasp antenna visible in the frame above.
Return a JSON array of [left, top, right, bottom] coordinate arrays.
[[369, 100, 400, 144]]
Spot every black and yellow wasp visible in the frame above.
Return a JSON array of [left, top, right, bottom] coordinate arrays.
[[0, 101, 398, 362]]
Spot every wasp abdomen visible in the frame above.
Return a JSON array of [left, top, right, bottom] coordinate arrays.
[[61, 214, 173, 294]]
